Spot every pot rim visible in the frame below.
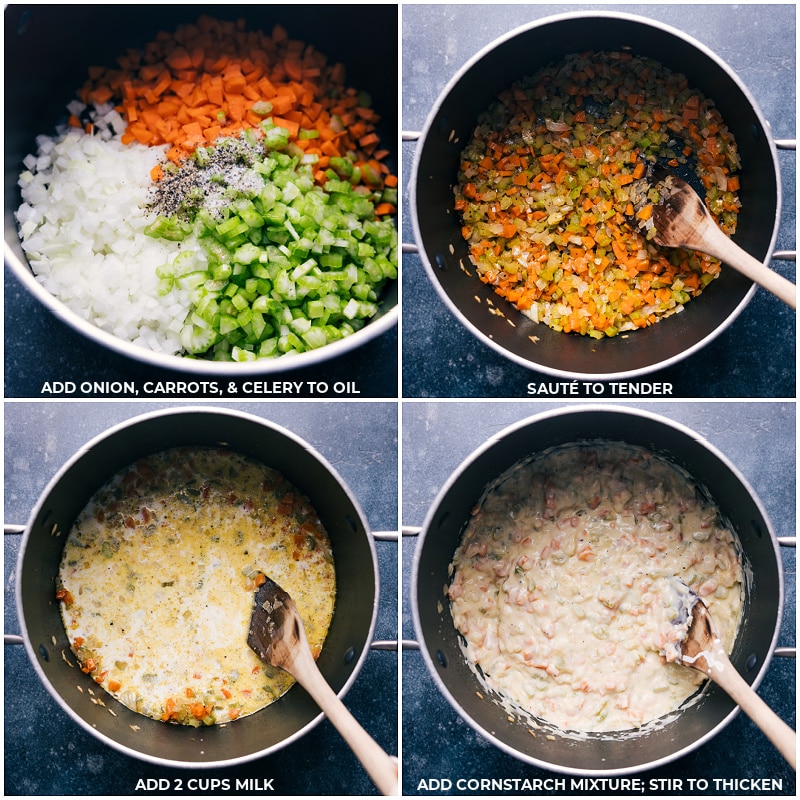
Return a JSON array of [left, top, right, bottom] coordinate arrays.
[[3, 239, 398, 376], [410, 10, 781, 381], [15, 405, 380, 769], [411, 403, 785, 776]]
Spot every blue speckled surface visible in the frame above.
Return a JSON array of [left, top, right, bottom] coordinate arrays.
[[402, 3, 796, 398], [402, 401, 795, 794], [2, 3, 798, 797], [4, 402, 398, 796]]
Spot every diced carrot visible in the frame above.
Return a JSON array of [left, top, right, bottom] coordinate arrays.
[[501, 222, 517, 239], [166, 47, 194, 72], [203, 123, 221, 144], [223, 70, 247, 95], [227, 95, 246, 122], [577, 542, 594, 561], [284, 56, 303, 82], [271, 115, 299, 138], [358, 132, 380, 149], [129, 123, 154, 144], [161, 697, 178, 721], [73, 14, 395, 195], [88, 85, 114, 105]]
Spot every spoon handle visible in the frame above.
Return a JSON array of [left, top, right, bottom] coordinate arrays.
[[289, 644, 398, 795], [702, 222, 797, 309], [708, 649, 796, 770]]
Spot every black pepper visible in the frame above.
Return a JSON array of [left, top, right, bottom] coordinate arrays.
[[148, 133, 267, 222]]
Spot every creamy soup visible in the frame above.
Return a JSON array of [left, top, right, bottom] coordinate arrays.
[[57, 447, 335, 727], [448, 443, 743, 733]]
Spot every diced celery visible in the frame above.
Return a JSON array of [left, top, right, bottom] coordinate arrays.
[[146, 128, 397, 361], [302, 326, 328, 349], [251, 100, 273, 117], [233, 243, 261, 264], [307, 300, 326, 319], [219, 315, 239, 335], [342, 298, 360, 319]]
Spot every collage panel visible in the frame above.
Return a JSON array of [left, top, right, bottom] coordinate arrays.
[[401, 3, 795, 398], [5, 4, 399, 400], [401, 400, 796, 794], [4, 401, 398, 795]]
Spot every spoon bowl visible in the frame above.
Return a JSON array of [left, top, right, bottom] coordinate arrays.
[[248, 576, 398, 795], [667, 580, 796, 769], [643, 167, 796, 309]]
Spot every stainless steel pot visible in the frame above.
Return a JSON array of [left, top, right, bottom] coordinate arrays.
[[410, 12, 788, 380], [15, 407, 379, 768], [412, 405, 786, 774], [3, 5, 397, 375]]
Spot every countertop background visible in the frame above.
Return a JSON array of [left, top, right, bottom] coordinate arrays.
[[3, 3, 798, 798], [401, 401, 796, 795], [4, 401, 398, 796], [401, 3, 796, 398]]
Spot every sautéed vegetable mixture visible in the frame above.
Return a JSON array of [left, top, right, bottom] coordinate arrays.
[[455, 51, 742, 338]]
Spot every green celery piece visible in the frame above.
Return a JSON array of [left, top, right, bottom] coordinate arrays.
[[146, 127, 397, 361]]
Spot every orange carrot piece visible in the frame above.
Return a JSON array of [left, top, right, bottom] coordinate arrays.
[[223, 70, 247, 95], [166, 47, 194, 72], [74, 14, 396, 191], [207, 90, 224, 111], [270, 93, 295, 116], [88, 85, 114, 105], [359, 132, 380, 149], [227, 95, 246, 122], [271, 115, 299, 138], [203, 123, 222, 143]]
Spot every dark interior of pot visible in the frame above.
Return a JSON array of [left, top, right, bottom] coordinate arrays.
[[18, 409, 377, 766], [4, 5, 398, 347], [412, 15, 777, 377], [414, 408, 782, 774]]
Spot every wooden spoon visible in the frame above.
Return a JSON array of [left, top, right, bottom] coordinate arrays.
[[667, 582, 796, 769], [247, 577, 398, 796], [644, 166, 796, 309]]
